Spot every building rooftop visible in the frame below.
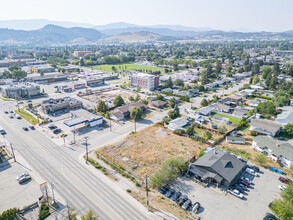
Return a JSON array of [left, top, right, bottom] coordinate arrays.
[[250, 119, 281, 134], [64, 109, 103, 127]]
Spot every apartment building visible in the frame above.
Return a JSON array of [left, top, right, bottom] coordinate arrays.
[[130, 73, 159, 91]]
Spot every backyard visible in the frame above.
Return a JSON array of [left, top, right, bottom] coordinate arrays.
[[214, 113, 242, 125]]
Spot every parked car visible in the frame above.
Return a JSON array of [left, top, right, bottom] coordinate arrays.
[[177, 195, 188, 206], [263, 213, 278, 220], [278, 185, 287, 191], [182, 199, 192, 210], [18, 176, 31, 184], [247, 165, 260, 172], [16, 172, 29, 181], [159, 185, 169, 195], [279, 176, 292, 184], [245, 167, 257, 176], [227, 189, 243, 199], [60, 134, 68, 138], [233, 184, 246, 192], [191, 202, 200, 213], [238, 180, 250, 187], [171, 191, 182, 202], [48, 124, 57, 130], [29, 126, 35, 130], [23, 127, 29, 131], [165, 189, 175, 198], [240, 177, 252, 184], [53, 128, 62, 134]]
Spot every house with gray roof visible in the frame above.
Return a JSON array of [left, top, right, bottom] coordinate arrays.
[[252, 136, 293, 168], [276, 106, 293, 125], [189, 148, 247, 187], [232, 109, 248, 119], [212, 103, 232, 113], [167, 117, 189, 130], [226, 136, 246, 144], [250, 119, 281, 137], [197, 106, 215, 116]]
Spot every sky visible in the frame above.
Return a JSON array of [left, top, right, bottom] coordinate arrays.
[[0, 0, 292, 32]]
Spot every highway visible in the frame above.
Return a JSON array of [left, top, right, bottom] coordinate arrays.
[[0, 101, 149, 220]]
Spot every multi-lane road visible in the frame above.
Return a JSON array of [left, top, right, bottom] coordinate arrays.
[[0, 101, 149, 220]]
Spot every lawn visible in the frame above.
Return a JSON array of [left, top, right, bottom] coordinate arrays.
[[0, 97, 10, 101], [222, 146, 251, 159], [214, 113, 242, 125], [15, 109, 38, 125], [93, 63, 165, 73]]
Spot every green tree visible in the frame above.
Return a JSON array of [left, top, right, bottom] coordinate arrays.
[[68, 208, 78, 220], [129, 96, 134, 102], [130, 106, 143, 132], [273, 91, 290, 107], [139, 99, 148, 105], [215, 60, 222, 74], [250, 130, 257, 136], [164, 77, 173, 88], [200, 98, 208, 107], [186, 126, 195, 136], [203, 131, 212, 141], [134, 94, 140, 102], [198, 149, 206, 158], [174, 79, 184, 87], [213, 95, 219, 102], [253, 75, 260, 85], [96, 100, 108, 113], [254, 153, 268, 166], [256, 101, 276, 115], [168, 110, 180, 119], [136, 86, 142, 92], [218, 125, 227, 134], [79, 58, 85, 66], [284, 123, 293, 135], [270, 183, 293, 219], [156, 94, 165, 101], [113, 95, 125, 107], [81, 210, 98, 220], [262, 66, 272, 79]]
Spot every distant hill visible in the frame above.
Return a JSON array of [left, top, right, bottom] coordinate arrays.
[[0, 25, 104, 45], [100, 31, 166, 43]]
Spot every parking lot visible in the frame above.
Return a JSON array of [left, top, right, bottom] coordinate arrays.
[[166, 167, 282, 220], [0, 161, 41, 213]]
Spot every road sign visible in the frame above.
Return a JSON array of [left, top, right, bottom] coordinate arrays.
[[40, 181, 48, 192]]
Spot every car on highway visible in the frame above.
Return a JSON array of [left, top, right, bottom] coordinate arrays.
[[227, 189, 243, 199], [171, 191, 182, 202], [279, 185, 287, 191], [10, 110, 13, 113], [29, 126, 35, 130], [191, 202, 200, 213], [9, 115, 13, 119], [16, 172, 29, 181], [182, 199, 192, 210], [16, 115, 22, 119], [23, 127, 29, 131], [0, 126, 6, 135], [18, 175, 31, 184], [4, 111, 8, 114]]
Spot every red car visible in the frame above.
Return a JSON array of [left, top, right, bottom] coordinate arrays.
[[238, 179, 250, 187], [279, 177, 292, 184]]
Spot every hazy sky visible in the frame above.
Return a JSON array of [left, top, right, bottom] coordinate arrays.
[[1, 0, 292, 31]]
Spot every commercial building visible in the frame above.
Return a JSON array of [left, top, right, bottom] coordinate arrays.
[[252, 136, 293, 168], [189, 148, 247, 187], [30, 64, 55, 73], [0, 59, 26, 67], [73, 51, 91, 57], [41, 97, 83, 114], [84, 78, 105, 87], [64, 109, 103, 128], [0, 82, 40, 99], [130, 73, 159, 91], [27, 73, 68, 84]]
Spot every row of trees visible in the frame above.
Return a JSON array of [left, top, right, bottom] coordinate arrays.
[[0, 65, 27, 80]]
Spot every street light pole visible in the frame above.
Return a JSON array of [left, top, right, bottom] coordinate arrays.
[[10, 143, 16, 162], [84, 136, 89, 163]]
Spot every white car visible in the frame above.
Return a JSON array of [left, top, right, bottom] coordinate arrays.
[[279, 185, 287, 191], [228, 189, 243, 199], [16, 172, 29, 181], [245, 168, 257, 176], [240, 177, 252, 184]]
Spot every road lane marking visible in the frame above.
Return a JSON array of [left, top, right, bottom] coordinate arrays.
[[61, 164, 123, 220]]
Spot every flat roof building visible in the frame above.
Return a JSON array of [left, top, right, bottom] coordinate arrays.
[[130, 73, 159, 91], [41, 97, 83, 114], [64, 109, 103, 128], [0, 82, 40, 99]]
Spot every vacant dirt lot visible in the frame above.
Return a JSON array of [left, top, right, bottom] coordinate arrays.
[[99, 124, 208, 179]]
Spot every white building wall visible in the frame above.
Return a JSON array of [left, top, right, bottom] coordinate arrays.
[[89, 118, 103, 127]]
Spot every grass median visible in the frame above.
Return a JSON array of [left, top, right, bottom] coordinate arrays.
[[15, 109, 38, 125]]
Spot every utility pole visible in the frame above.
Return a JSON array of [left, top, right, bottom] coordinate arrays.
[[109, 119, 112, 132], [66, 203, 70, 220], [73, 126, 76, 144], [145, 175, 149, 210], [84, 136, 89, 163], [134, 119, 136, 132], [45, 187, 49, 206], [10, 143, 16, 162], [51, 182, 55, 204]]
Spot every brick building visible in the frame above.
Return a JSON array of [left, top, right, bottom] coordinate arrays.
[[130, 73, 159, 91]]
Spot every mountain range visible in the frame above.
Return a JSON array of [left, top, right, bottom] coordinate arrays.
[[0, 19, 292, 45]]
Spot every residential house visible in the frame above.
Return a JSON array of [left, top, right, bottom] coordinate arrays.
[[110, 111, 124, 121], [188, 114, 206, 124], [197, 106, 215, 116], [167, 117, 189, 130], [189, 148, 247, 187], [212, 103, 232, 113], [212, 115, 230, 125], [151, 100, 167, 108], [232, 109, 248, 119], [111, 102, 147, 120], [250, 119, 281, 137], [275, 106, 293, 125], [226, 136, 246, 144], [252, 136, 293, 168]]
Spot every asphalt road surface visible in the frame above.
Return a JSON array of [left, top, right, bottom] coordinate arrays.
[[0, 101, 148, 220]]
